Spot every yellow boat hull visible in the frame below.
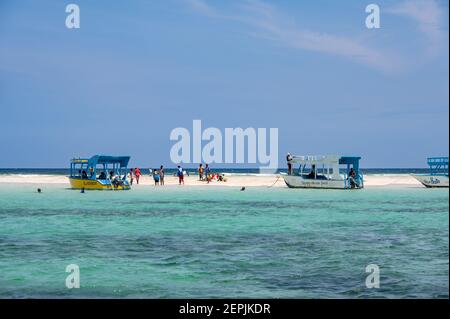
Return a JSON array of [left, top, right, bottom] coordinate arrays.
[[69, 178, 130, 190]]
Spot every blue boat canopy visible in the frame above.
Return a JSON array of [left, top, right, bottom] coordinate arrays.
[[339, 156, 361, 172], [427, 157, 448, 167], [339, 156, 361, 165], [89, 155, 130, 167], [71, 155, 130, 167], [427, 157, 448, 175]]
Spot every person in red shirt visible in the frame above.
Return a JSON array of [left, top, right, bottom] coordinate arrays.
[[134, 167, 141, 184]]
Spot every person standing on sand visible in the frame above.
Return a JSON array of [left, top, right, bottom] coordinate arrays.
[[177, 165, 184, 185], [198, 164, 204, 181], [153, 169, 160, 186], [205, 163, 211, 183], [129, 168, 134, 185], [134, 167, 141, 184], [159, 165, 165, 186]]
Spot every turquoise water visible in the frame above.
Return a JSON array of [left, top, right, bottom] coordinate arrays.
[[0, 183, 448, 298]]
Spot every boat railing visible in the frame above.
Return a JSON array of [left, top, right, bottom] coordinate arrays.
[[293, 155, 328, 161]]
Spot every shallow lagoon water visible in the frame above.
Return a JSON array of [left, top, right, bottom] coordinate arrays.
[[0, 184, 448, 298]]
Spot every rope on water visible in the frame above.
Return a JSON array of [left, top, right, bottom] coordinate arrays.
[[268, 175, 282, 188]]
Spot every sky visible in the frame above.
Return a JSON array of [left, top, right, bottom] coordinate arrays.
[[0, 0, 448, 168]]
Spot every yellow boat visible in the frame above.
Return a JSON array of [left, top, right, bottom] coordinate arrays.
[[69, 155, 131, 190]]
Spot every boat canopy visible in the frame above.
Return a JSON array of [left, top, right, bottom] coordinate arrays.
[[427, 157, 448, 175], [339, 156, 361, 173], [291, 155, 340, 164], [290, 155, 362, 178], [291, 155, 361, 167], [71, 155, 130, 167], [91, 155, 129, 167], [427, 157, 448, 167]]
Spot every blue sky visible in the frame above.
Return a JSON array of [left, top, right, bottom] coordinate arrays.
[[0, 0, 448, 168]]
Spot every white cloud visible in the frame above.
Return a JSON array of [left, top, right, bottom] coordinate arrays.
[[184, 0, 219, 18], [387, 0, 445, 57], [185, 0, 402, 72]]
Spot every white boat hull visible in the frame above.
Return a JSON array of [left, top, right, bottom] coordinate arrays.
[[412, 174, 449, 188], [283, 175, 361, 189]]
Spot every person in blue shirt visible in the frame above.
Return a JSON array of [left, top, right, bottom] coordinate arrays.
[[177, 165, 184, 185], [205, 164, 211, 183], [153, 169, 160, 186]]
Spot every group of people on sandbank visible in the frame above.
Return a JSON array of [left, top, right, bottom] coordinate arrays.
[[141, 164, 227, 186], [149, 165, 189, 186], [171, 164, 227, 185], [198, 163, 227, 183]]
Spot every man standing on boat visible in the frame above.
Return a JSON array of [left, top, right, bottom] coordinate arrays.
[[286, 153, 293, 175]]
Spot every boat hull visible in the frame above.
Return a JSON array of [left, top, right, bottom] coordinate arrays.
[[69, 178, 130, 190], [283, 175, 362, 189], [412, 174, 449, 188]]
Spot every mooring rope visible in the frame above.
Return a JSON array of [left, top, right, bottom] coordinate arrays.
[[268, 175, 281, 188]]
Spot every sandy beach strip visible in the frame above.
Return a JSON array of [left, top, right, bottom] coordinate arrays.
[[0, 174, 423, 188]]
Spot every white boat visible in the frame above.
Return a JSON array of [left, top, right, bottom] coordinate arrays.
[[412, 157, 449, 188], [283, 155, 364, 189]]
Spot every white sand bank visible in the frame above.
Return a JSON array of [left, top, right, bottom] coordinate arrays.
[[0, 174, 423, 188]]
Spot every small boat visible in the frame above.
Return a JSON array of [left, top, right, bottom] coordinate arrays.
[[69, 155, 131, 190], [283, 155, 364, 189], [412, 157, 449, 188]]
